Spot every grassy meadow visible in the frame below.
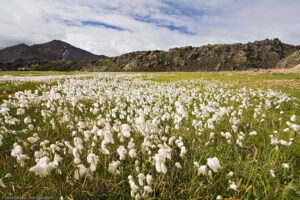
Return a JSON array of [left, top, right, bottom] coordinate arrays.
[[0, 71, 299, 199]]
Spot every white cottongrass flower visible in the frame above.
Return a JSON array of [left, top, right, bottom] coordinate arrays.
[[74, 137, 84, 151], [5, 173, 12, 178], [168, 136, 176, 145], [0, 178, 6, 188], [282, 163, 289, 169], [180, 146, 187, 158], [16, 108, 25, 115], [143, 185, 153, 196], [11, 143, 23, 157], [193, 161, 200, 168], [207, 157, 222, 173], [40, 140, 50, 150], [73, 147, 81, 159], [29, 156, 54, 177], [103, 128, 114, 144], [128, 138, 135, 149], [77, 121, 86, 129], [137, 173, 146, 186], [11, 143, 29, 167], [216, 195, 222, 200], [87, 153, 99, 172], [153, 148, 171, 174], [198, 165, 208, 176], [135, 160, 140, 173], [28, 124, 34, 130], [227, 171, 234, 177], [270, 170, 276, 178], [161, 112, 170, 121], [175, 162, 182, 169], [64, 141, 74, 154], [128, 175, 139, 197], [228, 180, 237, 191], [24, 116, 32, 124], [83, 131, 91, 141], [279, 140, 289, 146], [129, 149, 137, 158], [108, 161, 120, 175], [249, 131, 257, 136], [100, 141, 110, 155], [236, 132, 245, 147], [283, 128, 290, 133], [224, 132, 232, 139], [117, 145, 127, 160], [74, 164, 88, 180], [290, 115, 296, 122], [146, 174, 153, 185], [135, 193, 141, 200], [289, 124, 300, 132], [50, 154, 63, 169], [27, 133, 40, 144], [121, 124, 131, 137]]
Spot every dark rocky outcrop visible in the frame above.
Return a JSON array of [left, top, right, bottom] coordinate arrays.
[[0, 38, 299, 71], [88, 38, 299, 72]]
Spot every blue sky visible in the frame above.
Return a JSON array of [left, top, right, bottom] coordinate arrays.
[[0, 0, 300, 56]]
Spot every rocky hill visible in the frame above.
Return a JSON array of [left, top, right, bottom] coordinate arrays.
[[90, 38, 299, 72], [0, 38, 299, 71], [0, 40, 98, 64], [276, 50, 300, 69]]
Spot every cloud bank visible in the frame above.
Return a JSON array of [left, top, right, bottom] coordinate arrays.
[[0, 0, 299, 56]]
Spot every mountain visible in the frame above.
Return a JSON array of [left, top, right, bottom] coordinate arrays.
[[0, 40, 98, 63], [0, 38, 299, 71], [89, 38, 299, 72], [0, 43, 42, 63]]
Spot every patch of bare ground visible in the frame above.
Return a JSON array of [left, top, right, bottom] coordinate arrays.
[[214, 65, 300, 74], [255, 79, 300, 89], [258, 65, 300, 74]]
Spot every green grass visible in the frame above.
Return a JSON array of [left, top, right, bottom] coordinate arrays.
[[145, 71, 300, 81], [0, 72, 299, 199]]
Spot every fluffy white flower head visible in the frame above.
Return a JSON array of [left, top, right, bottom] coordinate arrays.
[[207, 157, 221, 173]]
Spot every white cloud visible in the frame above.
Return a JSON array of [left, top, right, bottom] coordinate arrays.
[[0, 0, 299, 56]]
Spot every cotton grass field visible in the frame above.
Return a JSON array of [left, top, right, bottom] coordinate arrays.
[[0, 72, 299, 199]]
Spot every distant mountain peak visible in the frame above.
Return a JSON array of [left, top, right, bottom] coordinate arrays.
[[0, 40, 98, 63], [47, 40, 70, 46], [1, 43, 29, 51], [16, 43, 29, 47]]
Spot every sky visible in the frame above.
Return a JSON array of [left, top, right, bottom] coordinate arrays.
[[0, 0, 299, 56]]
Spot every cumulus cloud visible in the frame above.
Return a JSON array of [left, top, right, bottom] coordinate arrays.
[[0, 0, 299, 56]]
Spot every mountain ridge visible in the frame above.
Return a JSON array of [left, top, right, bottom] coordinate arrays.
[[1, 38, 300, 71], [89, 38, 300, 71]]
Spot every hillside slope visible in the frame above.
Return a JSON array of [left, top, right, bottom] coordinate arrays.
[[0, 40, 98, 64], [90, 38, 299, 72], [276, 50, 300, 69]]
